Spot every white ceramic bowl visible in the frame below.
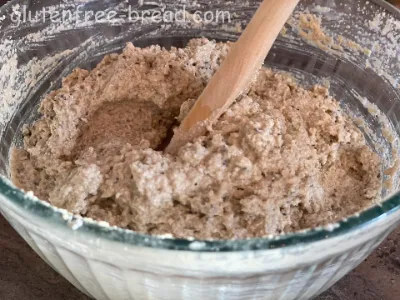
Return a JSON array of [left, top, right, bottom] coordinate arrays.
[[0, 0, 400, 299]]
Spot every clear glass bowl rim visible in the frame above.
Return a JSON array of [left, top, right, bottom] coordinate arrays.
[[1, 0, 400, 252]]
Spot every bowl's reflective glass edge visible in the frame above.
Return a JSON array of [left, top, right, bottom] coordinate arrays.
[[1, 178, 400, 251], [0, 0, 400, 252]]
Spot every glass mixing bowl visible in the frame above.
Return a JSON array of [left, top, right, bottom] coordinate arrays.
[[0, 0, 400, 299]]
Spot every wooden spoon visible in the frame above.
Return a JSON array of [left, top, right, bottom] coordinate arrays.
[[166, 0, 300, 154]]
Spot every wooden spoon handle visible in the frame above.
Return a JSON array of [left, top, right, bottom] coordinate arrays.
[[166, 0, 300, 154]]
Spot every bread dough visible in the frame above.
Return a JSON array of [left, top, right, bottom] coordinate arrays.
[[11, 38, 381, 239]]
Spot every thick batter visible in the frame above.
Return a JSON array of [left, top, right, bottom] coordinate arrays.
[[11, 39, 381, 239]]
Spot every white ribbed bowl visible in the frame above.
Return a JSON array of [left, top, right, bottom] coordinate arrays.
[[2, 188, 400, 300]]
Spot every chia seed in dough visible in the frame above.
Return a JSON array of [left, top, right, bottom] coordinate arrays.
[[11, 38, 382, 239]]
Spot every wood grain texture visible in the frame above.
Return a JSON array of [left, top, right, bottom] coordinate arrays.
[[1, 213, 399, 300]]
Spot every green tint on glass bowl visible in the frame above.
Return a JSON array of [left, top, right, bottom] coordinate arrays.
[[0, 0, 399, 252]]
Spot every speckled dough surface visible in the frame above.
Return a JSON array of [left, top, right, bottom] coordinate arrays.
[[11, 39, 382, 239]]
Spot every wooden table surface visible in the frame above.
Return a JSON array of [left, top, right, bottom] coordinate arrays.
[[0, 0, 399, 299], [1, 213, 399, 300]]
